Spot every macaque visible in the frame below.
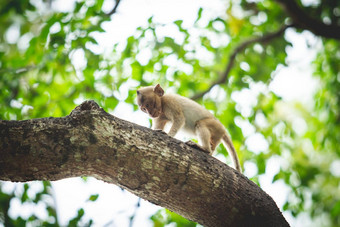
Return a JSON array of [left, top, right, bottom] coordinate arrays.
[[136, 84, 242, 173]]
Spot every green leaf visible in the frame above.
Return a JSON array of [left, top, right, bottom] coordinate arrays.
[[195, 7, 203, 23], [21, 183, 29, 203], [68, 208, 85, 227], [88, 194, 99, 202], [331, 201, 340, 218]]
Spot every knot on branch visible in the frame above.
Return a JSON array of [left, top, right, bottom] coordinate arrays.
[[70, 100, 101, 116]]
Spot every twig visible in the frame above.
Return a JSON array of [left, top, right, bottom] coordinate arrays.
[[128, 198, 141, 227], [191, 24, 292, 100], [0, 65, 37, 74], [107, 0, 121, 16]]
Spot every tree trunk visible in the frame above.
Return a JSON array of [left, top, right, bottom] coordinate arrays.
[[0, 100, 289, 227]]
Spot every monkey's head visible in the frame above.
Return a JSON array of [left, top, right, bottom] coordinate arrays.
[[136, 84, 164, 118]]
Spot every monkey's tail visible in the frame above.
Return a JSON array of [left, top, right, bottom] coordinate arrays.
[[222, 134, 242, 173]]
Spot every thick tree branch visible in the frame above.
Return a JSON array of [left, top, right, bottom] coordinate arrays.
[[191, 24, 292, 100], [275, 0, 340, 40], [0, 100, 289, 227]]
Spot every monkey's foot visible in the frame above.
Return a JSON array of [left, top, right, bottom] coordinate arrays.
[[185, 141, 210, 154], [154, 129, 167, 134]]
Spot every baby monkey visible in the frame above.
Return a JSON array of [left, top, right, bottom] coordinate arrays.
[[136, 84, 242, 173]]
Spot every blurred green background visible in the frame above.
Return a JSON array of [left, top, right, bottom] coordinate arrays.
[[0, 0, 339, 226]]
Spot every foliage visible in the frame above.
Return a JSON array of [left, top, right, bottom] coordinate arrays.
[[0, 0, 339, 226], [0, 181, 97, 226], [0, 181, 54, 226], [150, 209, 196, 227]]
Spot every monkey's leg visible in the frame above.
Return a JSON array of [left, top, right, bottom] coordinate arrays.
[[198, 118, 225, 152], [210, 130, 224, 151], [195, 121, 213, 154]]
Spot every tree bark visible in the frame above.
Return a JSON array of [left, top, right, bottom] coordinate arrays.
[[0, 100, 289, 227]]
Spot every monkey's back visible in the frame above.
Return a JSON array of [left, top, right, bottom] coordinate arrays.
[[162, 94, 218, 135]]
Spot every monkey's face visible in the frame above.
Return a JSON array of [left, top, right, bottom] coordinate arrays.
[[136, 85, 163, 118]]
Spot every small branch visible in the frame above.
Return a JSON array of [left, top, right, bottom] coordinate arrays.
[[129, 198, 141, 227], [191, 24, 292, 100], [107, 0, 121, 16], [0, 65, 37, 74], [275, 0, 340, 40]]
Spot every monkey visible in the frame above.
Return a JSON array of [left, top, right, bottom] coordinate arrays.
[[136, 84, 242, 173]]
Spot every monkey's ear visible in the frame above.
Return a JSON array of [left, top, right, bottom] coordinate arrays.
[[153, 84, 164, 97]]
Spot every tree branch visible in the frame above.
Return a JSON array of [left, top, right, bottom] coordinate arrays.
[[107, 0, 121, 16], [0, 100, 289, 227], [275, 0, 340, 40], [191, 24, 292, 100]]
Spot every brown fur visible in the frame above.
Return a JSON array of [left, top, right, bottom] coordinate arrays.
[[137, 84, 242, 173]]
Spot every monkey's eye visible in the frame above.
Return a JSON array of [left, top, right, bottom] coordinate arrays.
[[146, 104, 149, 108], [141, 107, 147, 112]]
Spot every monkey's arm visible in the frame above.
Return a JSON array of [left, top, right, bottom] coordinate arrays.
[[161, 95, 185, 137], [152, 117, 168, 131], [167, 108, 185, 137]]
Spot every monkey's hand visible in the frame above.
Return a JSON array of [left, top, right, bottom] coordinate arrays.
[[185, 141, 210, 154]]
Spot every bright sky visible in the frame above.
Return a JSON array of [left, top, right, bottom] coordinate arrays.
[[2, 0, 321, 226]]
